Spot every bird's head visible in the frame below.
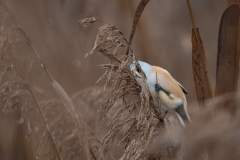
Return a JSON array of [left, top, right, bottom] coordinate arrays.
[[130, 61, 152, 82]]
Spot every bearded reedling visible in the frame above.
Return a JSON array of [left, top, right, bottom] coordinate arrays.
[[130, 61, 191, 126]]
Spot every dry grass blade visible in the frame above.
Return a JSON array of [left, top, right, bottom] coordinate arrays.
[[0, 25, 63, 159], [80, 17, 170, 160], [36, 88, 105, 160], [26, 86, 63, 160], [0, 31, 95, 159], [126, 0, 150, 56], [52, 81, 91, 160], [215, 4, 240, 116], [0, 2, 92, 160]]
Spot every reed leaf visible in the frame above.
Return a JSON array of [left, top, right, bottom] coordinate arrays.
[[186, 0, 213, 105], [215, 4, 240, 116]]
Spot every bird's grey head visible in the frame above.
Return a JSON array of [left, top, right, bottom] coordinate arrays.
[[130, 61, 152, 83]]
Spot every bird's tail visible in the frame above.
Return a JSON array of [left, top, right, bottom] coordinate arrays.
[[176, 112, 191, 127], [175, 104, 191, 127]]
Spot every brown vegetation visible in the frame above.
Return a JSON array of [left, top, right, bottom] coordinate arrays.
[[1, 0, 240, 160]]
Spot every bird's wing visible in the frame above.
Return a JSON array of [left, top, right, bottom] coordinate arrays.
[[174, 80, 188, 95], [158, 68, 188, 95]]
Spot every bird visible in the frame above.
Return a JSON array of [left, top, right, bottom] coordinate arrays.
[[130, 61, 191, 126]]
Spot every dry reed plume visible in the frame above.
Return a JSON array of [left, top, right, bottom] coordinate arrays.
[[80, 17, 173, 160]]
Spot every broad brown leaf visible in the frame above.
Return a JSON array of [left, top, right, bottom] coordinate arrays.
[[227, 0, 239, 6], [215, 4, 240, 116], [192, 28, 213, 105]]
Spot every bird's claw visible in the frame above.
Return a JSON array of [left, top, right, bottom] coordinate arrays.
[[155, 84, 161, 92], [162, 110, 168, 119]]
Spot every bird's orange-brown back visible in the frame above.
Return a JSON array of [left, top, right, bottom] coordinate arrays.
[[152, 66, 185, 100]]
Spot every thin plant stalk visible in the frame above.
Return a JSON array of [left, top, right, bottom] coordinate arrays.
[[0, 2, 92, 160]]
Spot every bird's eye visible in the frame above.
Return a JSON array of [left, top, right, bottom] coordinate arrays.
[[137, 67, 141, 73]]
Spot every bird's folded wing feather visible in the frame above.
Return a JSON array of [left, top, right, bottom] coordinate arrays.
[[152, 66, 188, 95], [174, 80, 188, 95]]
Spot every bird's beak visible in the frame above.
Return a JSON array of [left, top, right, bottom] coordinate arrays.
[[131, 68, 136, 72]]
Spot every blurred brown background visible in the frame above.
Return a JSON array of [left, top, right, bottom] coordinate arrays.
[[0, 0, 229, 159]]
